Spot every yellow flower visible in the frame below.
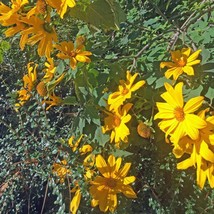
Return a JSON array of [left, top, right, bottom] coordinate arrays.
[[102, 103, 133, 145], [154, 82, 207, 143], [0, 1, 28, 43], [52, 159, 71, 183], [43, 58, 57, 82], [176, 112, 214, 189], [55, 41, 92, 69], [160, 48, 201, 80], [70, 186, 81, 214], [20, 14, 58, 57], [16, 62, 38, 107], [68, 134, 84, 152], [27, 0, 47, 18], [46, 0, 76, 18], [43, 93, 62, 110], [0, 0, 28, 22], [90, 154, 137, 213], [108, 71, 145, 111]]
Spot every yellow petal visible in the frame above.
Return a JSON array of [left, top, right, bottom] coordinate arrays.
[[184, 96, 204, 113], [96, 155, 109, 178], [200, 141, 214, 163], [177, 158, 193, 169], [70, 189, 81, 214], [122, 185, 137, 198], [118, 163, 131, 177], [124, 176, 136, 185], [187, 49, 201, 63], [182, 66, 194, 75]]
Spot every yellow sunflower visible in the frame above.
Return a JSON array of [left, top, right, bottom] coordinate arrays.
[[108, 71, 145, 111], [52, 159, 71, 183], [16, 62, 38, 107], [46, 0, 76, 18], [160, 47, 201, 80], [154, 82, 207, 143], [55, 41, 92, 69], [89, 154, 137, 213], [102, 103, 133, 146], [20, 14, 58, 57]]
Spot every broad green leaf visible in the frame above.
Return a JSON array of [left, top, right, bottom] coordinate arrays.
[[70, 0, 126, 30], [94, 127, 109, 147], [205, 87, 214, 103], [62, 96, 78, 105], [111, 149, 133, 157]]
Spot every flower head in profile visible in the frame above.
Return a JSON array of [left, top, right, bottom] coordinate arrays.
[[89, 154, 137, 213], [102, 103, 133, 146], [43, 58, 57, 82], [43, 93, 62, 110], [46, 0, 76, 18], [108, 71, 145, 111], [55, 41, 92, 69], [176, 109, 214, 189], [154, 82, 207, 143], [160, 48, 201, 80], [52, 159, 71, 183], [16, 62, 38, 107]]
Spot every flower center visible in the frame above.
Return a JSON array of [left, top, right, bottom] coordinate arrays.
[[176, 56, 187, 67], [122, 87, 129, 95], [43, 22, 54, 33], [114, 116, 121, 127], [69, 51, 76, 57], [106, 178, 117, 188], [174, 107, 185, 121]]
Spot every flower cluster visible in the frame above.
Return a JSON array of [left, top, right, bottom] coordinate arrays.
[[0, 1, 92, 110], [52, 135, 137, 213], [154, 81, 214, 188], [102, 70, 145, 147]]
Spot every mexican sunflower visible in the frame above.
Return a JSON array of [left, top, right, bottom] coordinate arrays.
[[46, 0, 76, 18], [154, 82, 207, 143], [89, 154, 137, 213], [52, 159, 71, 183], [20, 14, 58, 57], [102, 103, 133, 146], [160, 47, 201, 80], [0, 0, 28, 39], [176, 109, 214, 189], [108, 71, 145, 111], [55, 41, 92, 69], [43, 93, 62, 110], [0, 0, 28, 22]]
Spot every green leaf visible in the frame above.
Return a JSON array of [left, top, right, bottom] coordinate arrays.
[[62, 96, 78, 105], [70, 0, 126, 30], [205, 87, 214, 103], [94, 127, 109, 147], [184, 85, 203, 101], [111, 149, 133, 158]]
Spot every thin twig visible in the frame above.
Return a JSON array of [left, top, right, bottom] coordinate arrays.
[[40, 176, 50, 214]]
